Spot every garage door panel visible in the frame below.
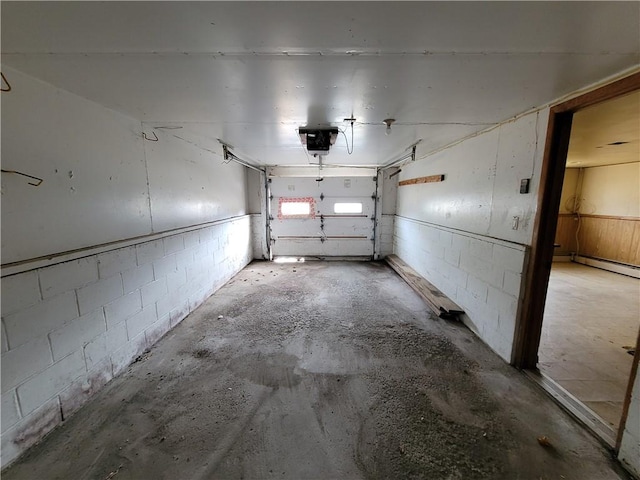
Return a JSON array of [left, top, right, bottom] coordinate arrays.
[[270, 176, 375, 257], [273, 238, 372, 257]]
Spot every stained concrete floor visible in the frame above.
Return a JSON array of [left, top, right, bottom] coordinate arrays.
[[2, 261, 630, 480]]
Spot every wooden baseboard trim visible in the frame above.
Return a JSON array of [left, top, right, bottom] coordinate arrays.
[[573, 256, 640, 279]]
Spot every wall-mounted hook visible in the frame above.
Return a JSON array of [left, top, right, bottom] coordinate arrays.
[[142, 131, 158, 142], [1, 72, 12, 92], [1, 169, 43, 187]]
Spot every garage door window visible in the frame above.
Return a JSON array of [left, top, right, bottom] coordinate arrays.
[[333, 202, 363, 214], [278, 197, 316, 219]]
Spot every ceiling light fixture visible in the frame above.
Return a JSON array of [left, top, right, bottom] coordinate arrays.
[[383, 118, 396, 136]]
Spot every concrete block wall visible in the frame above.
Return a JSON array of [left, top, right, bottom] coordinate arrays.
[[619, 371, 640, 476], [394, 216, 526, 362], [0, 216, 252, 467]]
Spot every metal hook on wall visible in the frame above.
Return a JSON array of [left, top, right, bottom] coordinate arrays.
[[142, 131, 158, 142], [1, 72, 12, 92], [1, 169, 44, 187]]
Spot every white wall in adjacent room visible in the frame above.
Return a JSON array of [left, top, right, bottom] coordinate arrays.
[[579, 162, 640, 217]]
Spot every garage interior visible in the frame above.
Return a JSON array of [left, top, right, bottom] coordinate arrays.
[[1, 2, 639, 478]]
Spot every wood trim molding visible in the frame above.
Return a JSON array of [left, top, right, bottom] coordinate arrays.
[[552, 71, 640, 114], [616, 328, 640, 450], [514, 111, 573, 369], [577, 214, 640, 222], [557, 213, 640, 221]]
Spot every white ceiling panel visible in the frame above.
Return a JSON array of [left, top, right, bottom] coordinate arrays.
[[2, 2, 639, 166], [567, 90, 640, 168], [3, 2, 639, 54]]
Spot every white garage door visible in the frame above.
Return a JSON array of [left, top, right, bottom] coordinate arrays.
[[269, 176, 377, 258]]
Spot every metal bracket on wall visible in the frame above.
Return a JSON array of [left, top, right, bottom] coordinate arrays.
[[220, 142, 265, 173], [1, 169, 43, 187], [1, 72, 11, 92]]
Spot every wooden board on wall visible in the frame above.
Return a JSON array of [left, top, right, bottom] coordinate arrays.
[[399, 174, 445, 187]]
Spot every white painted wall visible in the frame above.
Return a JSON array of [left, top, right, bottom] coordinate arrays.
[[397, 111, 546, 245], [247, 169, 263, 215], [619, 370, 640, 477], [578, 163, 640, 217], [1, 67, 252, 467], [395, 109, 547, 362], [1, 67, 151, 264], [144, 131, 246, 232], [1, 66, 247, 264], [559, 168, 580, 214]]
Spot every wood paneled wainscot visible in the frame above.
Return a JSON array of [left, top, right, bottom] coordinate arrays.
[[554, 214, 578, 255], [577, 215, 640, 267], [555, 214, 640, 266]]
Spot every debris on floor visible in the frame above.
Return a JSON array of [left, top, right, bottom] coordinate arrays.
[[537, 436, 552, 448]]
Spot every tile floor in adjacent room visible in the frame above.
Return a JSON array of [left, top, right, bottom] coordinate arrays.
[[539, 262, 640, 429]]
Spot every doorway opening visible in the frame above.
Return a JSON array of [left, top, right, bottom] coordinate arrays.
[[515, 72, 640, 450]]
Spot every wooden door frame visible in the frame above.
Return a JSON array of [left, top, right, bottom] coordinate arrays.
[[616, 328, 640, 449], [513, 71, 640, 370]]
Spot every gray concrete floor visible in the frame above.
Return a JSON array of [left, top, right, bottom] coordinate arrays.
[[2, 261, 630, 479]]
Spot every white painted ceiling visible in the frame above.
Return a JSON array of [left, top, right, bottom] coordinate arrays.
[[2, 2, 639, 167], [567, 90, 640, 169]]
